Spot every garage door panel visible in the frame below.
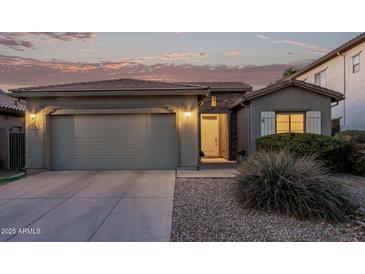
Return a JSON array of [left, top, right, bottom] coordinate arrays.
[[52, 144, 81, 153], [52, 156, 172, 169], [77, 130, 173, 143], [78, 115, 173, 128], [80, 144, 171, 153], [50, 114, 176, 170], [52, 135, 79, 144], [51, 156, 81, 169]]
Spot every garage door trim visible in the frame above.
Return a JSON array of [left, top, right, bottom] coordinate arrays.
[[50, 107, 174, 115]]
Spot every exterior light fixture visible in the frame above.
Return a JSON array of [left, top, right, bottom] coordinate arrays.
[[30, 113, 37, 121], [184, 111, 192, 118]]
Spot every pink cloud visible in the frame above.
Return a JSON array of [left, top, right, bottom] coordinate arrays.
[[225, 50, 241, 56], [0, 32, 95, 51], [0, 54, 307, 90], [40, 32, 95, 41], [0, 55, 143, 73], [272, 39, 329, 54], [145, 52, 208, 61], [196, 52, 208, 57], [0, 33, 35, 51]]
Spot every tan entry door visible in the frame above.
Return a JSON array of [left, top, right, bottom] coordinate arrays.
[[201, 115, 219, 157]]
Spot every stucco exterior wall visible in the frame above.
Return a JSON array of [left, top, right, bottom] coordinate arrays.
[[237, 107, 249, 154], [0, 114, 24, 169], [248, 86, 332, 151], [25, 95, 199, 170], [295, 42, 365, 130], [0, 114, 24, 132], [200, 92, 243, 112]]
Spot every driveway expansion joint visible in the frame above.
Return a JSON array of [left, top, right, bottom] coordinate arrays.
[[87, 173, 140, 242]]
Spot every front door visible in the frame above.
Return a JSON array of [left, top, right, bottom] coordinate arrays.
[[201, 115, 219, 157]]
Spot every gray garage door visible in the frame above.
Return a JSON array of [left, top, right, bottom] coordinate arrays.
[[50, 114, 176, 170]]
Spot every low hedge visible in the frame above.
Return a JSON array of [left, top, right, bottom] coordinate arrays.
[[337, 130, 365, 176], [256, 133, 349, 172], [337, 130, 365, 144], [349, 144, 365, 176]]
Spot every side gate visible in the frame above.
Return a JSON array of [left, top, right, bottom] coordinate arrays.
[[8, 132, 25, 171]]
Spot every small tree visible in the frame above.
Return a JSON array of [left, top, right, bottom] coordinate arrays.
[[282, 67, 297, 79]]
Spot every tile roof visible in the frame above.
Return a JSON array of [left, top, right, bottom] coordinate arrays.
[[231, 79, 344, 108], [183, 82, 252, 92], [10, 78, 208, 92], [0, 90, 25, 112], [293, 32, 365, 78]]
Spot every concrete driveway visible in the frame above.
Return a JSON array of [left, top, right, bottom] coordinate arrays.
[[0, 170, 175, 242]]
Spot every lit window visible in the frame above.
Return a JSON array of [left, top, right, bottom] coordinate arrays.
[[211, 96, 217, 107], [352, 54, 360, 73], [315, 70, 326, 87], [276, 113, 304, 134]]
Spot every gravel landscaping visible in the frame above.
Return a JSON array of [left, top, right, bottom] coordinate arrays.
[[171, 174, 365, 242]]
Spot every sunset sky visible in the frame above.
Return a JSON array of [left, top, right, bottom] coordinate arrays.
[[0, 32, 360, 91]]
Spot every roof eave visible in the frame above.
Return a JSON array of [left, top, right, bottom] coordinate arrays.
[[209, 88, 252, 93], [331, 96, 345, 103], [241, 94, 343, 104], [10, 87, 208, 92], [230, 99, 250, 110], [10, 89, 210, 99], [236, 80, 344, 103], [0, 107, 25, 115]]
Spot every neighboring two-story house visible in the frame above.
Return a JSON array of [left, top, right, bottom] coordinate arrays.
[[293, 33, 365, 131]]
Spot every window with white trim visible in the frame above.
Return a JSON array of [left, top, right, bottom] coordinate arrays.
[[352, 54, 360, 73], [276, 113, 305, 133], [314, 70, 326, 87]]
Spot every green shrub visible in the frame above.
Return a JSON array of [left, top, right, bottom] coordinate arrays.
[[350, 144, 365, 176], [238, 150, 358, 223], [337, 131, 365, 176], [337, 130, 365, 144], [256, 133, 349, 172]]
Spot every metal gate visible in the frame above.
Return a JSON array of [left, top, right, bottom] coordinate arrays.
[[8, 132, 25, 170]]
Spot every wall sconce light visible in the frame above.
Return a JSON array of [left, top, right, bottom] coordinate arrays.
[[30, 113, 37, 121], [184, 111, 192, 118]]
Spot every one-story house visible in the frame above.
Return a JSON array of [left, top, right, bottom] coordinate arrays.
[[0, 90, 25, 170], [10, 78, 344, 172]]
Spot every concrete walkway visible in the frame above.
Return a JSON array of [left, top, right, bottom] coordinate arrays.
[[0, 170, 175, 242], [177, 168, 238, 178]]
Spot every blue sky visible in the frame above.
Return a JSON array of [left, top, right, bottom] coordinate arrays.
[[0, 32, 360, 90]]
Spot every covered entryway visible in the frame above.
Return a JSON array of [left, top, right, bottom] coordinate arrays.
[[50, 114, 176, 170], [200, 113, 229, 160]]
